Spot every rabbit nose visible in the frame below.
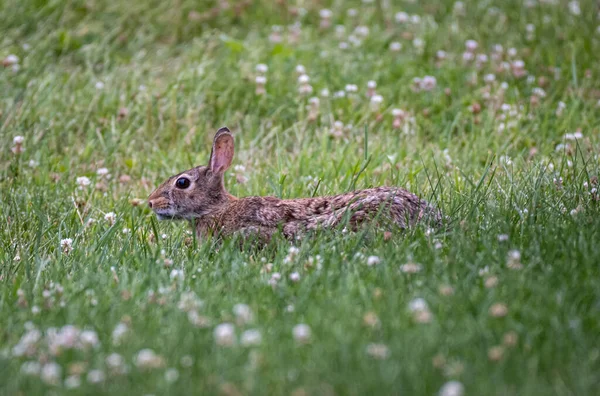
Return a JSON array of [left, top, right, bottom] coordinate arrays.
[[148, 200, 153, 208]]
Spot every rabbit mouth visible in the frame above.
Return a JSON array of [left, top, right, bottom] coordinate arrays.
[[153, 207, 180, 220]]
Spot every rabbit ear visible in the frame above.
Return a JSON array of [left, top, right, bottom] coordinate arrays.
[[209, 127, 235, 174]]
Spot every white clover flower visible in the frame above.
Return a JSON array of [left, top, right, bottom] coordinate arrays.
[[345, 84, 358, 93], [4, 54, 19, 65], [292, 324, 311, 343], [165, 368, 180, 383], [465, 39, 478, 52], [366, 343, 390, 359], [319, 9, 332, 18], [21, 361, 41, 375], [41, 362, 62, 385], [420, 76, 437, 91], [104, 212, 117, 224], [408, 298, 428, 312], [95, 81, 105, 90], [439, 381, 464, 396], [169, 269, 185, 281], [255, 63, 268, 74], [389, 42, 402, 52], [96, 167, 109, 176], [13, 135, 24, 145], [134, 349, 164, 369], [60, 238, 73, 253], [370, 94, 383, 104], [240, 329, 262, 347], [80, 330, 100, 349], [568, 1, 581, 15], [564, 131, 583, 140], [255, 75, 267, 85], [112, 322, 129, 345], [298, 74, 310, 84], [76, 176, 91, 188], [87, 369, 105, 384], [395, 12, 409, 23], [65, 375, 81, 389], [233, 303, 253, 324], [289, 272, 301, 282], [400, 262, 422, 273], [106, 353, 125, 369], [214, 323, 236, 346], [366, 256, 380, 266], [355, 26, 369, 37]]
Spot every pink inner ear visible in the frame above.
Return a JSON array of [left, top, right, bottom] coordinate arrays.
[[210, 137, 234, 173]]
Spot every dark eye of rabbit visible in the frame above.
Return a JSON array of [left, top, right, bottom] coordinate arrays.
[[175, 177, 191, 189]]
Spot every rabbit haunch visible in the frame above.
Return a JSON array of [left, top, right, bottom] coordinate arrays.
[[148, 127, 442, 243]]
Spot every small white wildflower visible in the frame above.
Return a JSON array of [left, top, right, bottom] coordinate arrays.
[[408, 298, 428, 312], [498, 234, 509, 242], [400, 262, 422, 273], [255, 75, 267, 85], [298, 74, 310, 84], [214, 323, 236, 346], [233, 303, 253, 324], [165, 368, 180, 383], [292, 324, 311, 343], [21, 361, 41, 375], [439, 381, 465, 396], [60, 238, 73, 253], [64, 375, 81, 389], [80, 330, 99, 349], [240, 329, 262, 347], [112, 322, 129, 345], [366, 343, 390, 360], [87, 369, 105, 384], [106, 353, 125, 370], [484, 74, 496, 83], [366, 256, 380, 266], [568, 1, 581, 15], [390, 42, 402, 52], [345, 84, 358, 93], [319, 9, 332, 18], [255, 64, 268, 74], [134, 349, 164, 369], [76, 176, 91, 188], [395, 11, 409, 23], [289, 272, 301, 282], [41, 362, 62, 385], [13, 135, 25, 145], [295, 65, 306, 75], [95, 81, 105, 90], [420, 76, 437, 91], [370, 94, 383, 109], [170, 269, 185, 281], [465, 39, 478, 52], [4, 54, 19, 65], [96, 167, 109, 177], [104, 212, 117, 224]]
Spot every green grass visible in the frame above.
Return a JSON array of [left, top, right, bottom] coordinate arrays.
[[1, 0, 600, 394]]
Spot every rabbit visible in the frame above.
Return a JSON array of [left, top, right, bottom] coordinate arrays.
[[148, 127, 443, 244]]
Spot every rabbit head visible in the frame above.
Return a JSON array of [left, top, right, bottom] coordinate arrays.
[[147, 127, 235, 220]]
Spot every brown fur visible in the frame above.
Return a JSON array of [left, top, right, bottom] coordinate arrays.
[[148, 127, 443, 244]]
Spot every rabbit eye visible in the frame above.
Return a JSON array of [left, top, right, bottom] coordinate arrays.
[[175, 177, 191, 189]]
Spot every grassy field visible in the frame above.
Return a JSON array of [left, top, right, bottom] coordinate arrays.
[[1, 0, 600, 394]]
